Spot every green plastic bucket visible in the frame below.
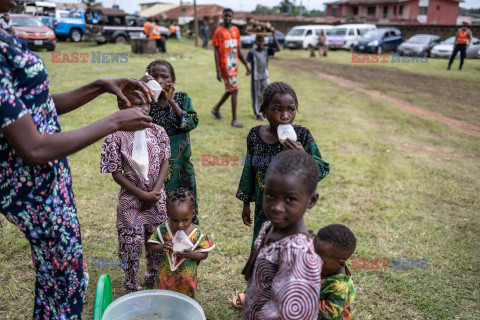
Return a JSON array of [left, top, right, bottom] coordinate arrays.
[[93, 274, 113, 320]]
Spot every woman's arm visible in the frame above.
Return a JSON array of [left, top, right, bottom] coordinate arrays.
[[2, 108, 152, 166], [52, 78, 153, 115]]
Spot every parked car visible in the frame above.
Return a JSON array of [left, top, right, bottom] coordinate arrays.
[[240, 31, 285, 49], [10, 14, 56, 51], [326, 24, 376, 50], [397, 34, 441, 57], [241, 33, 256, 48], [265, 30, 285, 47], [351, 28, 402, 54], [430, 36, 480, 58], [43, 9, 85, 42], [126, 14, 146, 27], [284, 25, 333, 50], [84, 7, 157, 44]]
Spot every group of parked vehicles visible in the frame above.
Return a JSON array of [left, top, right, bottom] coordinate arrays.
[[2, 1, 171, 51], [281, 23, 480, 59], [3, 3, 479, 59]]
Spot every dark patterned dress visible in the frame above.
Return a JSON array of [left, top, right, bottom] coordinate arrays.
[[148, 221, 215, 298], [100, 124, 170, 293], [236, 125, 330, 251], [243, 221, 322, 320], [0, 32, 87, 319], [149, 92, 199, 224]]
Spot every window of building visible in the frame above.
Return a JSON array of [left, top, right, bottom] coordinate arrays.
[[353, 6, 358, 15], [332, 6, 338, 16], [394, 6, 397, 15], [418, 6, 428, 15], [399, 5, 403, 16], [368, 6, 376, 16], [383, 6, 388, 18], [437, 5, 440, 10]]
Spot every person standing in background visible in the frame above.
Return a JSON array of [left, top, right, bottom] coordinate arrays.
[[447, 22, 473, 71], [0, 13, 12, 33], [200, 19, 210, 49]]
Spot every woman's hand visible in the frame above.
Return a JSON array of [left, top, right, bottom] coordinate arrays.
[[100, 78, 153, 107], [111, 107, 152, 131], [140, 75, 154, 83], [242, 202, 252, 227], [284, 138, 305, 152]]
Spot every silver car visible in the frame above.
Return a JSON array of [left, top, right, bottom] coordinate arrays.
[[430, 36, 480, 58], [397, 34, 441, 57]]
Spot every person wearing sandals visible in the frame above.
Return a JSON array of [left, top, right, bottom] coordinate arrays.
[[211, 8, 251, 128]]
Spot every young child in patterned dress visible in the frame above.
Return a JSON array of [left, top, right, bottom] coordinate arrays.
[[100, 93, 171, 294], [148, 188, 215, 298], [314, 224, 356, 320], [242, 150, 323, 320]]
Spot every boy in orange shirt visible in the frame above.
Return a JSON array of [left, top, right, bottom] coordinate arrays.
[[211, 8, 251, 128]]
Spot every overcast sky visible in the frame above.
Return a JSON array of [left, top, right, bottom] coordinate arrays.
[[56, 0, 480, 15]]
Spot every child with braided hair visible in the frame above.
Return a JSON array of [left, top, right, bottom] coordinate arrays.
[[234, 81, 330, 308], [148, 187, 215, 298], [141, 59, 200, 225]]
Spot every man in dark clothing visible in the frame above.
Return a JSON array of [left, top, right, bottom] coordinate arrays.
[[447, 22, 473, 71]]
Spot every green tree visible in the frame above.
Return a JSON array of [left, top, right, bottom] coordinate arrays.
[[81, 0, 102, 8]]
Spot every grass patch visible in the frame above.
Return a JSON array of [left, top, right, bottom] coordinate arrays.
[[0, 39, 479, 319]]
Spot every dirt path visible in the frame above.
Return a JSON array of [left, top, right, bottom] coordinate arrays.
[[274, 59, 480, 138]]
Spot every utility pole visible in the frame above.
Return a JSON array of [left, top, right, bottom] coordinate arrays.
[[299, 0, 303, 21], [179, 0, 182, 25], [194, 0, 198, 47]]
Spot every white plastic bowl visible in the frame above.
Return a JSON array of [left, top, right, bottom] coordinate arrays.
[[102, 290, 206, 320]]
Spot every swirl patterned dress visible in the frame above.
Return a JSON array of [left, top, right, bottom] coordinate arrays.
[[236, 125, 330, 251], [149, 92, 199, 223], [243, 221, 323, 320], [100, 124, 171, 293], [148, 221, 215, 298], [0, 32, 87, 318]]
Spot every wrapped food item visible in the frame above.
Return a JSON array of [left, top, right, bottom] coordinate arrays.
[[145, 73, 162, 102], [131, 129, 149, 180], [277, 124, 297, 144], [172, 230, 194, 253]]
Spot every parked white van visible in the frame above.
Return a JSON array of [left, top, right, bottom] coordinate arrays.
[[284, 25, 333, 50], [326, 24, 376, 50]]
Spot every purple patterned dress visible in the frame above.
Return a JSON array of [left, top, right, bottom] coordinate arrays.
[[0, 32, 87, 318], [243, 221, 323, 320]]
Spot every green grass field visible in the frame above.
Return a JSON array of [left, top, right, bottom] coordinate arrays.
[[0, 39, 479, 319]]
